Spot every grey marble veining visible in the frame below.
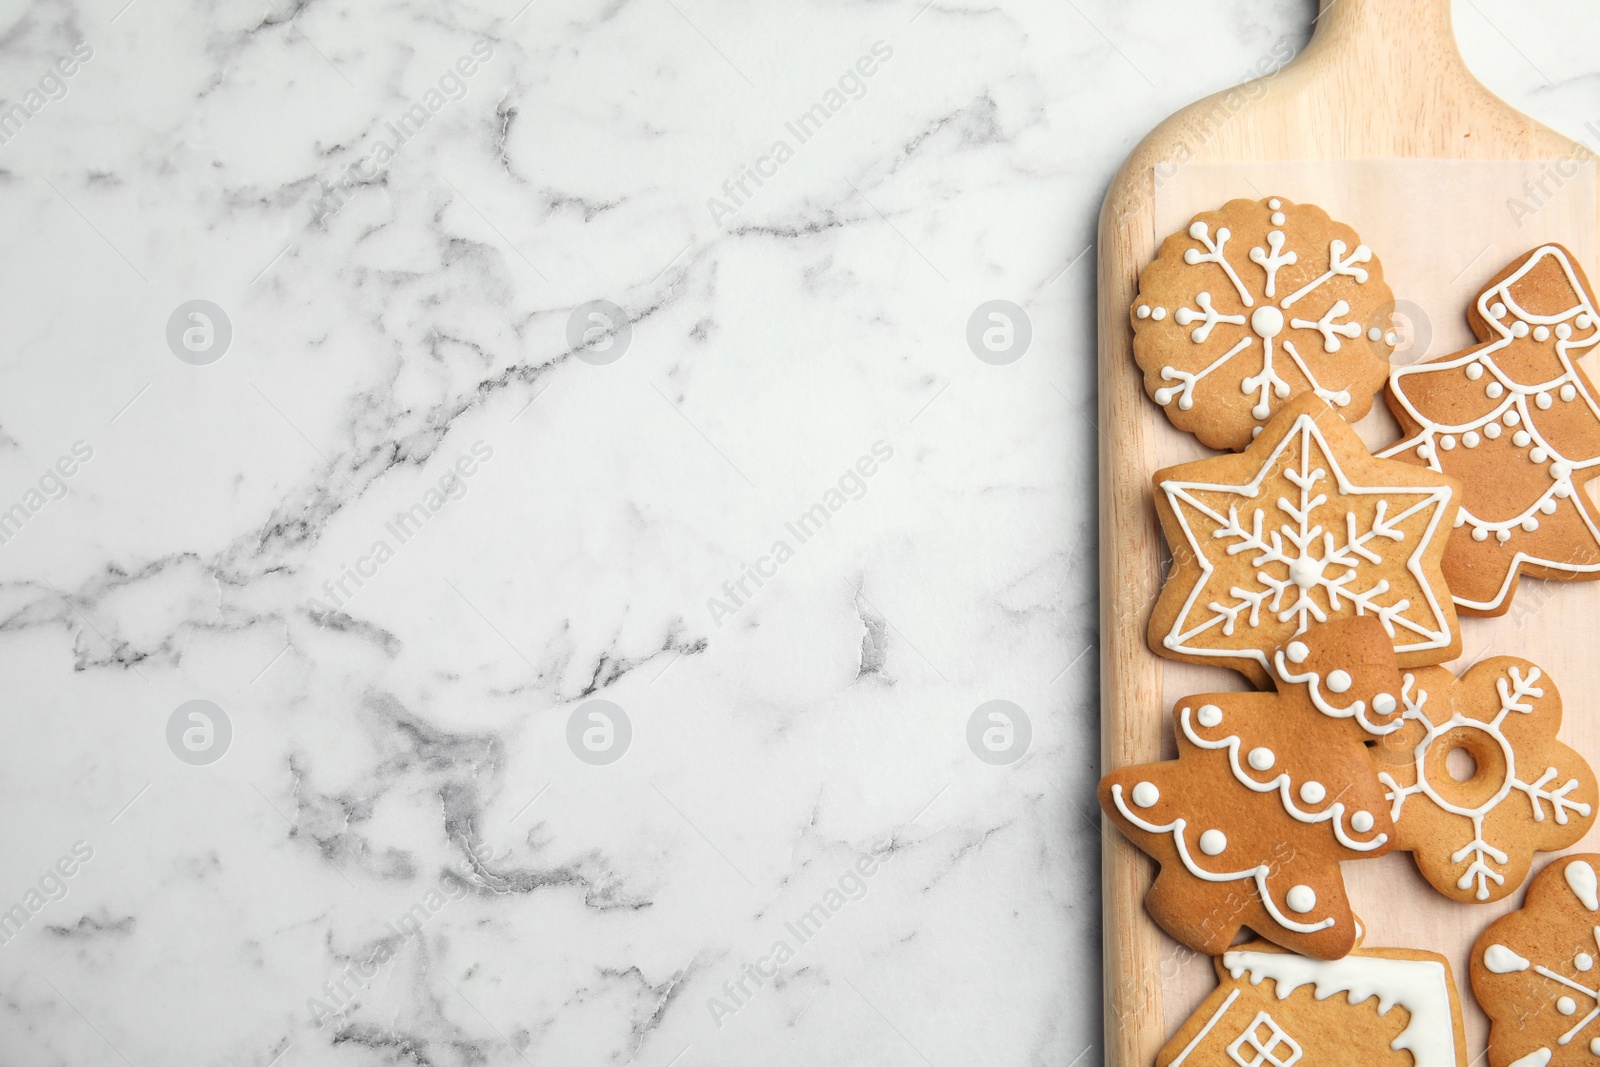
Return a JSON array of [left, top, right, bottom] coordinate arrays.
[[0, 1, 1595, 1064]]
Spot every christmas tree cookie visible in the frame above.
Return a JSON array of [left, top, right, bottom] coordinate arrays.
[[1100, 617, 1405, 960], [1382, 244, 1600, 615], [1132, 195, 1397, 450]]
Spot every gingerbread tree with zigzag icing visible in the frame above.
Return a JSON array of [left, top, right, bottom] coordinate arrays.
[[1100, 617, 1406, 960], [1383, 244, 1600, 615]]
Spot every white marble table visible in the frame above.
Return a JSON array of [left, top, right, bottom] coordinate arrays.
[[0, 1, 1593, 1063]]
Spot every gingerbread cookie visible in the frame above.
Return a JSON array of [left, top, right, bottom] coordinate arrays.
[[1150, 392, 1462, 687], [1382, 244, 1600, 615], [1370, 658, 1595, 903], [1133, 195, 1397, 451], [1160, 934, 1467, 1067], [1101, 617, 1404, 960], [1472, 855, 1600, 1066]]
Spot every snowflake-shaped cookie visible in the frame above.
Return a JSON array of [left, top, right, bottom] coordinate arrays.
[[1370, 658, 1595, 904], [1150, 394, 1461, 687], [1473, 855, 1600, 1066], [1133, 196, 1396, 450]]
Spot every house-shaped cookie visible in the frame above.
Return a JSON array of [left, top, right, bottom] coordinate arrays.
[[1159, 937, 1467, 1067]]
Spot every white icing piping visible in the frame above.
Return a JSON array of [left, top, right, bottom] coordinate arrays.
[[1160, 413, 1455, 674], [1272, 653, 1403, 736], [1178, 705, 1387, 850], [1221, 949, 1459, 1067], [1110, 784, 1336, 935], [1381, 244, 1600, 612]]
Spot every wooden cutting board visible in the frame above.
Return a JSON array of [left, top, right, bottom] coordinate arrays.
[[1096, 2, 1600, 1065]]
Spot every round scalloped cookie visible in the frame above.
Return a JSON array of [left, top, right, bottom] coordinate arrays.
[[1133, 196, 1397, 451]]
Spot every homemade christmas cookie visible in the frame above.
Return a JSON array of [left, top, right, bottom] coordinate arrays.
[[1132, 195, 1396, 451], [1101, 617, 1405, 960], [1160, 934, 1467, 1067], [1370, 658, 1595, 903], [1382, 244, 1600, 615], [1472, 854, 1600, 1066], [1150, 393, 1462, 687]]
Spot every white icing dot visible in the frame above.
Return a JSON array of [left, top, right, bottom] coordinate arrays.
[[1271, 211, 1285, 226], [1199, 829, 1227, 856], [1251, 425, 1262, 439], [1326, 670, 1352, 693], [1285, 641, 1310, 664], [1136, 305, 1151, 319], [1592, 1038, 1600, 1056], [1473, 527, 1489, 541], [1466, 362, 1484, 380], [1151, 307, 1166, 320], [1505, 409, 1521, 426], [1188, 221, 1207, 239], [1497, 528, 1512, 543], [1384, 331, 1397, 346], [1453, 511, 1466, 527], [1560, 995, 1578, 1016], [1132, 782, 1159, 808], [1513, 430, 1532, 447], [1531, 447, 1549, 462], [1268, 198, 1281, 209], [1485, 422, 1503, 439], [1417, 444, 1434, 460], [1557, 483, 1573, 498], [1367, 326, 1382, 341], [1286, 885, 1316, 913], [1372, 693, 1397, 715], [1441, 434, 1456, 450], [1581, 313, 1594, 329], [1490, 302, 1508, 318], [1299, 781, 1326, 804], [1197, 704, 1223, 727], [1247, 747, 1275, 771], [1535, 325, 1551, 341], [1552, 461, 1571, 479], [1563, 383, 1578, 401], [1558, 323, 1574, 340], [1579, 953, 1594, 972], [1523, 516, 1540, 532], [1537, 391, 1554, 409], [1542, 499, 1558, 514], [1463, 431, 1481, 448], [1512, 320, 1531, 338], [1351, 811, 1374, 832], [1486, 381, 1505, 398]]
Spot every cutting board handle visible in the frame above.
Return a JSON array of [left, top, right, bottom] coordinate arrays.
[[1306, 0, 1469, 89]]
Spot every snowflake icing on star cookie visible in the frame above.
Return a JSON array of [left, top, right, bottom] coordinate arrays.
[[1133, 196, 1396, 451], [1150, 394, 1461, 687], [1372, 658, 1595, 904]]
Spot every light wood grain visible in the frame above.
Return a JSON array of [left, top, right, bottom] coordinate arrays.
[[1097, 2, 1600, 1065]]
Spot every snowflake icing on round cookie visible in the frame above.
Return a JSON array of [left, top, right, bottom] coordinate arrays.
[[1133, 196, 1397, 451]]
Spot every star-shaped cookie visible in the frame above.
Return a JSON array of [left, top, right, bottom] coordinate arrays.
[[1150, 393, 1462, 687]]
